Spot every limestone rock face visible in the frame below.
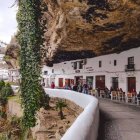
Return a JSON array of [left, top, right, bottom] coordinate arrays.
[[4, 37, 20, 69], [41, 0, 140, 64]]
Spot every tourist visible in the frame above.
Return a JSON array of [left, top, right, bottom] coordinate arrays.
[[97, 87, 101, 97], [105, 87, 110, 98], [132, 89, 137, 96], [51, 82, 55, 89], [64, 84, 71, 90], [70, 83, 74, 90], [88, 85, 92, 95], [73, 84, 78, 91], [119, 88, 123, 93], [78, 83, 83, 92], [82, 83, 88, 94], [137, 91, 140, 99]]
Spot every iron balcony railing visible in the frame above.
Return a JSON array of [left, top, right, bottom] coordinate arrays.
[[125, 64, 135, 71]]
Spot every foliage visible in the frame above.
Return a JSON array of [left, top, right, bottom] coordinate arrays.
[[0, 80, 5, 91], [0, 81, 14, 118], [4, 83, 14, 97], [56, 100, 67, 120], [39, 87, 50, 110], [0, 110, 7, 118], [0, 133, 9, 140], [16, 0, 49, 130], [0, 116, 29, 140], [0, 81, 7, 107]]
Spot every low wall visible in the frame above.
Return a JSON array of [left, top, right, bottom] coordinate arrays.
[[45, 88, 99, 140]]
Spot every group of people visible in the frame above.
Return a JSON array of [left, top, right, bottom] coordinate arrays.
[[50, 81, 91, 94], [102, 86, 140, 102], [50, 81, 140, 101], [63, 82, 91, 94]]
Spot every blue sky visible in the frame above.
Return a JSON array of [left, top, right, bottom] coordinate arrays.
[[0, 0, 17, 43]]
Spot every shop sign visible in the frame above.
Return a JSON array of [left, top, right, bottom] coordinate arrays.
[[86, 67, 94, 72]]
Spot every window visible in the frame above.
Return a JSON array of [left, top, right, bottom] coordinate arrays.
[[79, 61, 83, 69], [99, 61, 102, 68], [73, 62, 77, 70], [114, 60, 117, 66], [128, 57, 134, 65], [44, 71, 48, 75], [52, 69, 54, 73]]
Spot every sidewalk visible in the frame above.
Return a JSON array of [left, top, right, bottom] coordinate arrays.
[[98, 98, 140, 140]]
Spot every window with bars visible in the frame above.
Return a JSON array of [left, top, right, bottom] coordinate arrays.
[[99, 61, 102, 68], [114, 60, 117, 66], [128, 57, 134, 65]]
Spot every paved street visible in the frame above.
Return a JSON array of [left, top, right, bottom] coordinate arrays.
[[98, 99, 140, 140]]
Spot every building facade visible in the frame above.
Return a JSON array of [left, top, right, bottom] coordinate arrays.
[[8, 69, 20, 84], [0, 54, 8, 80], [42, 47, 140, 93]]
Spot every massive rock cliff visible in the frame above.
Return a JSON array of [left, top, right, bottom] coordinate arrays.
[[41, 0, 140, 65], [4, 37, 20, 69]]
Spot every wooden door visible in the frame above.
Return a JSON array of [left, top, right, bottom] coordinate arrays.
[[127, 77, 136, 92], [59, 78, 63, 88], [96, 75, 105, 90]]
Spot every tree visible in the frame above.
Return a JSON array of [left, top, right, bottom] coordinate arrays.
[[56, 100, 67, 120]]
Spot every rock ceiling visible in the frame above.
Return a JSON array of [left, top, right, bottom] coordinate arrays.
[[41, 0, 140, 65]]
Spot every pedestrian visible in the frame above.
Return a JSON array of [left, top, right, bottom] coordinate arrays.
[[73, 84, 78, 91], [82, 83, 88, 94], [105, 86, 110, 98], [78, 83, 82, 92], [51, 82, 55, 89], [137, 91, 140, 99]]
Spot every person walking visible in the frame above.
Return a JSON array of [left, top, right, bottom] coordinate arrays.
[[82, 83, 88, 94], [51, 82, 55, 89]]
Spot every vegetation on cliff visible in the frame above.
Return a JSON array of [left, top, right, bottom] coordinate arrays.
[[16, 0, 49, 134]]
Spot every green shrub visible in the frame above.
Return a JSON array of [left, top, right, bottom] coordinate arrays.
[[0, 80, 5, 91], [0, 82, 13, 110], [0, 110, 7, 118], [56, 100, 67, 120], [5, 83, 14, 96], [0, 133, 9, 140]]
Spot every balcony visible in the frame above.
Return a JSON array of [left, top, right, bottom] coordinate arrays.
[[125, 64, 135, 72]]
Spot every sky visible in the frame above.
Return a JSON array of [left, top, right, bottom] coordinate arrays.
[[0, 0, 18, 43]]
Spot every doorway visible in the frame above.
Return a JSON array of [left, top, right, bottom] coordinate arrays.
[[75, 76, 83, 85], [59, 78, 63, 88], [86, 76, 93, 88], [127, 77, 136, 92], [96, 75, 105, 90], [112, 77, 118, 90]]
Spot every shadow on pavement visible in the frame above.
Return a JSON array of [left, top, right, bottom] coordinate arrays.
[[97, 109, 121, 140]]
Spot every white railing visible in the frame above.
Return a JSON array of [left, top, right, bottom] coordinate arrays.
[[45, 88, 99, 140]]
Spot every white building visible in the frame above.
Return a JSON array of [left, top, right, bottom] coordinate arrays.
[[0, 54, 8, 80], [42, 47, 140, 93], [8, 69, 20, 84]]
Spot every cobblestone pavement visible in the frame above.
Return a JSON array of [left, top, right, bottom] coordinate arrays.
[[98, 98, 140, 140]]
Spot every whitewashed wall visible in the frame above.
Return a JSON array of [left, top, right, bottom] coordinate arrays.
[[45, 88, 99, 140], [42, 47, 140, 92]]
